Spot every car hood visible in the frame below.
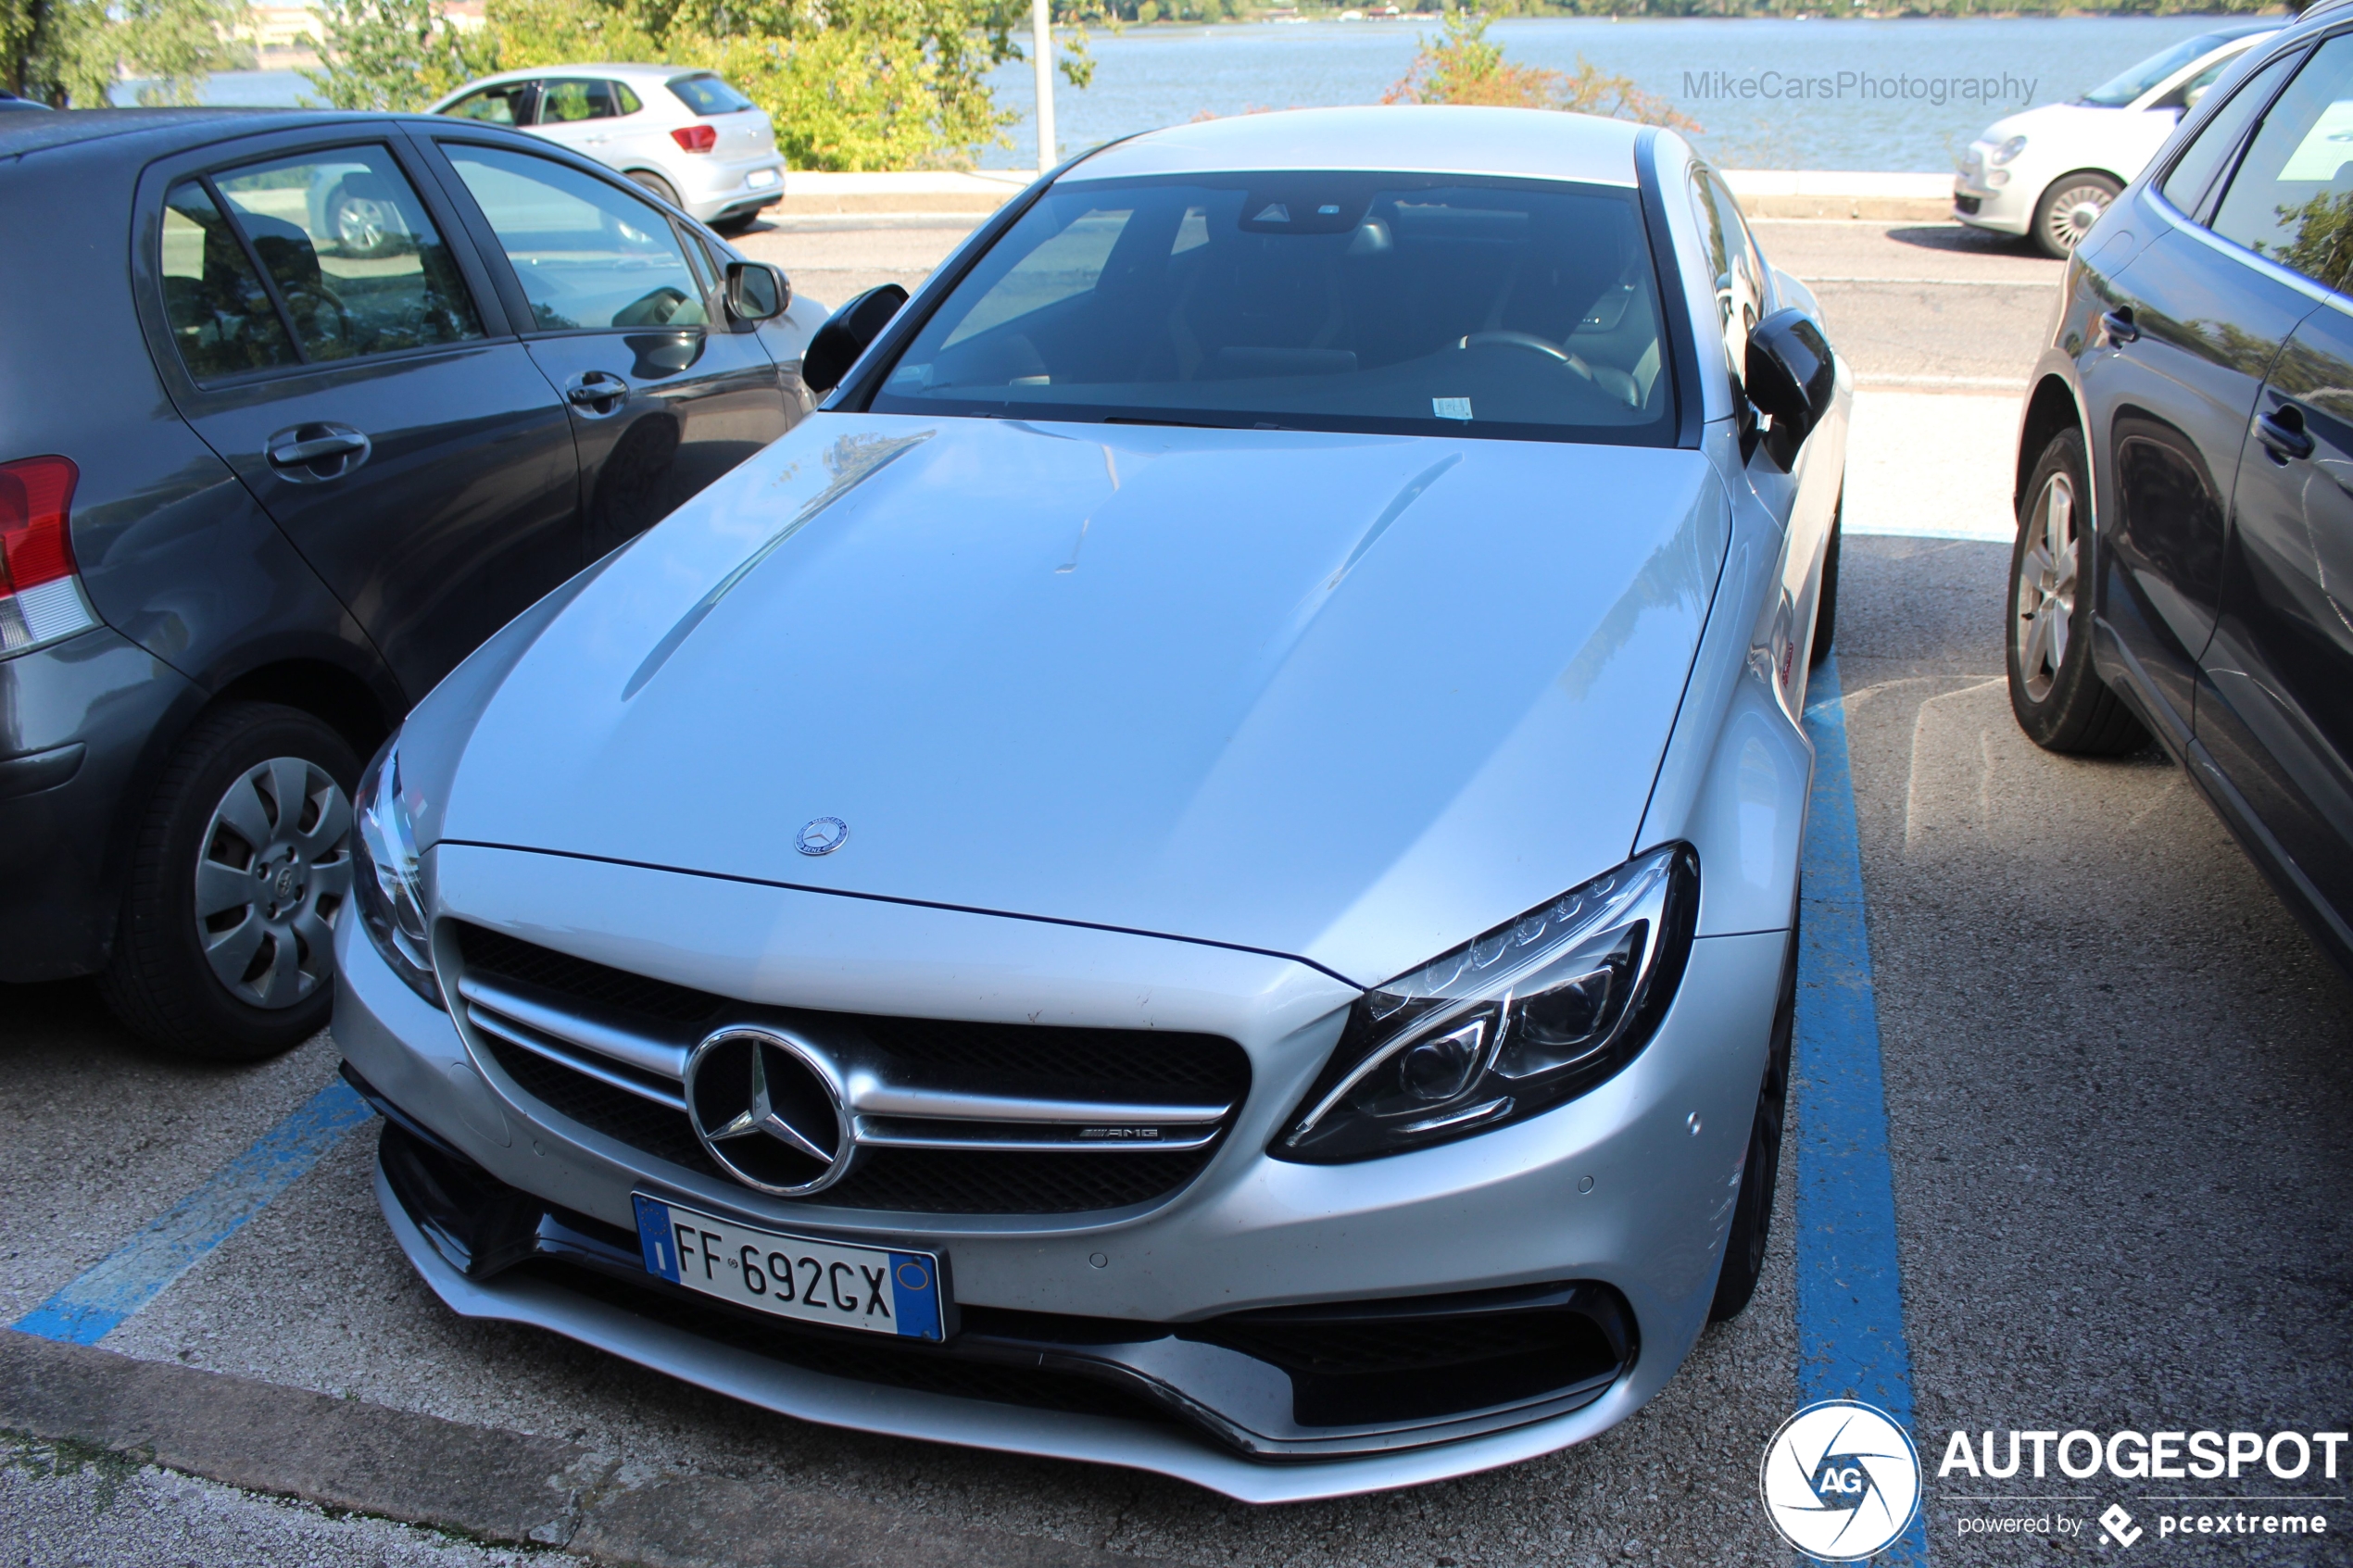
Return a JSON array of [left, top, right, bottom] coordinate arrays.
[[431, 414, 1730, 987]]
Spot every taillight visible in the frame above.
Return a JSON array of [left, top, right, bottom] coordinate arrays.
[[671, 124, 716, 153], [0, 455, 97, 655]]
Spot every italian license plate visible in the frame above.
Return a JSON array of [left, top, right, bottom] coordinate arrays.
[[746, 167, 780, 188], [632, 1194, 948, 1341]]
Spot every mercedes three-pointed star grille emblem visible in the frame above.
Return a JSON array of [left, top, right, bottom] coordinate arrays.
[[682, 1028, 852, 1196]]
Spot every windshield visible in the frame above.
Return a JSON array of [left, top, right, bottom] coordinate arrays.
[[2080, 29, 2259, 107], [867, 174, 1676, 446]]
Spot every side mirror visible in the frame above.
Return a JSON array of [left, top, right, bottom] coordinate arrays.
[[1743, 307, 1835, 468], [802, 282, 910, 394], [724, 259, 789, 322]]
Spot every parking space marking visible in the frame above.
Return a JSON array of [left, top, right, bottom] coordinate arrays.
[[1798, 657, 1930, 1565], [12, 1079, 375, 1347]]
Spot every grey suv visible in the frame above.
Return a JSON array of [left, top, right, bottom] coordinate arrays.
[[0, 108, 815, 1057]]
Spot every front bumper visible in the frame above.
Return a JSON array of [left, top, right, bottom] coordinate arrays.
[[1954, 151, 2032, 235], [334, 849, 1786, 1499]]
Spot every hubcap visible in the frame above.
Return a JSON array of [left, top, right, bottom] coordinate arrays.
[[2015, 471, 2079, 704], [2045, 184, 2113, 252], [194, 756, 354, 1010]]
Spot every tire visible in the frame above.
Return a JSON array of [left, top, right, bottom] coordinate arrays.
[[628, 170, 684, 210], [99, 702, 360, 1061], [2030, 171, 2122, 260], [1709, 909, 1796, 1323], [2006, 430, 2148, 755], [1810, 501, 1842, 669]]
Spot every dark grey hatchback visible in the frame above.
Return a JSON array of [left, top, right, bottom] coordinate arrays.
[[0, 108, 814, 1056]]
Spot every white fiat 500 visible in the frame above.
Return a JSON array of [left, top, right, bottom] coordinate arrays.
[[429, 64, 786, 232], [1956, 22, 2278, 257], [335, 106, 1847, 1500]]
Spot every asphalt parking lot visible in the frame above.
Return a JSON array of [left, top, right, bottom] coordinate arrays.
[[6, 216, 2350, 1567]]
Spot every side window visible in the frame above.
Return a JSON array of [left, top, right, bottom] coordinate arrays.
[[209, 148, 484, 365], [445, 82, 531, 126], [1688, 169, 1764, 388], [160, 181, 297, 378], [443, 144, 709, 331], [612, 81, 643, 116], [2161, 52, 2297, 220], [2210, 33, 2353, 291], [541, 79, 622, 123]]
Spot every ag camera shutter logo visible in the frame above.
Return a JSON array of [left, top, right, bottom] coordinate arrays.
[[1760, 1400, 1923, 1560]]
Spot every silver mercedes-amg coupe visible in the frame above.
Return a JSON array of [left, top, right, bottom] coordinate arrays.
[[333, 104, 1848, 1501]]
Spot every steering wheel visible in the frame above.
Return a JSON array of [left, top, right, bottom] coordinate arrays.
[[1456, 331, 1595, 382]]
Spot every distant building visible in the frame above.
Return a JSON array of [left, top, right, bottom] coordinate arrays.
[[242, 0, 486, 52]]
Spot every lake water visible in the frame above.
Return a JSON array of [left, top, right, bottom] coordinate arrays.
[[138, 14, 2241, 175]]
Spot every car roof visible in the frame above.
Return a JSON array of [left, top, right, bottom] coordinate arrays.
[[0, 107, 363, 162], [1070, 106, 1643, 189]]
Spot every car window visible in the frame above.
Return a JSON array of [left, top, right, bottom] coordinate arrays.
[[612, 81, 643, 115], [667, 73, 753, 115], [444, 82, 531, 126], [159, 181, 298, 378], [2160, 51, 2296, 219], [443, 144, 709, 331], [1688, 169, 1764, 391], [2082, 30, 2258, 108], [203, 146, 484, 366], [2210, 33, 2353, 292], [871, 173, 1674, 445], [541, 78, 623, 123], [2161, 48, 2247, 113]]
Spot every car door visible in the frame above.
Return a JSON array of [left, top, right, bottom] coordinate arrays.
[[528, 78, 629, 166], [2191, 31, 2353, 938], [2075, 49, 2316, 738], [137, 129, 584, 702], [422, 136, 794, 556]]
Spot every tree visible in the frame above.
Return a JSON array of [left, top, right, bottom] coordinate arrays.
[[472, 0, 1029, 169], [1385, 6, 1697, 129], [5, 0, 252, 107], [302, 0, 491, 109]]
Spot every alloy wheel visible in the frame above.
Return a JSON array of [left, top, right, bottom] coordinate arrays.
[[2015, 470, 2079, 704], [193, 756, 354, 1010], [334, 194, 393, 254]]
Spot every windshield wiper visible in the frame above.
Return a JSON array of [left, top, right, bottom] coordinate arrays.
[[1101, 415, 1294, 432]]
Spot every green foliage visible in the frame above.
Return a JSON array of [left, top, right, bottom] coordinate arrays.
[[301, 0, 494, 109], [475, 0, 1026, 169], [3, 0, 251, 106], [1384, 6, 1697, 128]]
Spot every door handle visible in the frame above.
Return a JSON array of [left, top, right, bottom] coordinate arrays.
[[564, 370, 629, 415], [2257, 404, 2315, 463], [265, 423, 371, 482], [2101, 307, 2139, 345]]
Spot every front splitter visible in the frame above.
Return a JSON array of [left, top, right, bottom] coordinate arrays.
[[371, 1161, 1648, 1502]]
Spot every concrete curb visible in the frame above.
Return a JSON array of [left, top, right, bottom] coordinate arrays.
[[0, 1330, 1180, 1567], [770, 166, 1957, 221]]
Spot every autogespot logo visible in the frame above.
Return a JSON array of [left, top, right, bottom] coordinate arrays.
[[1761, 1400, 1924, 1561]]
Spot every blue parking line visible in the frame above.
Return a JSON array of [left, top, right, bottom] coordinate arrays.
[[12, 1077, 376, 1346], [1797, 657, 1930, 1566]]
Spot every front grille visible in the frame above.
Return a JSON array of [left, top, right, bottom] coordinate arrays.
[[452, 922, 1252, 1216]]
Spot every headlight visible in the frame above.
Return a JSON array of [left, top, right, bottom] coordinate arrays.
[[1989, 134, 2029, 167], [354, 736, 441, 1008], [1275, 845, 1698, 1164]]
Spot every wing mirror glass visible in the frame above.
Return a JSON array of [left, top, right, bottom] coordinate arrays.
[[724, 260, 789, 322], [802, 282, 910, 394], [1743, 306, 1835, 469]]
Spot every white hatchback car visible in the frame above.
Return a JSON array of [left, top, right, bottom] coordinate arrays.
[[1955, 22, 2277, 257], [430, 64, 786, 232]]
